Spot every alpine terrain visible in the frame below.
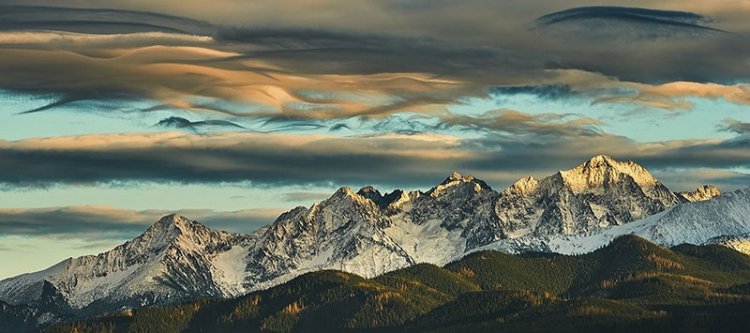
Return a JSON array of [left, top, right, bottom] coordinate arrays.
[[0, 155, 747, 331]]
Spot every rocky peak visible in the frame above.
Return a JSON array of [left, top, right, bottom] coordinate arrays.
[[137, 214, 186, 246], [429, 172, 493, 197], [445, 171, 467, 183], [559, 155, 659, 193], [504, 176, 539, 195], [332, 186, 356, 198], [495, 155, 682, 238], [151, 213, 192, 230], [357, 186, 407, 210], [356, 186, 385, 206], [357, 186, 382, 198], [134, 214, 230, 254], [327, 187, 373, 207], [440, 171, 485, 185], [143, 214, 212, 240], [586, 154, 616, 166], [679, 185, 721, 202]]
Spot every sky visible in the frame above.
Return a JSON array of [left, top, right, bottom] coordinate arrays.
[[0, 0, 749, 278]]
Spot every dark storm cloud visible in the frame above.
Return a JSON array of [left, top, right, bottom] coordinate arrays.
[[0, 206, 282, 240], [0, 0, 745, 182]]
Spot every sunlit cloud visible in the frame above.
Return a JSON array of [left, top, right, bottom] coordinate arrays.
[[0, 2, 746, 193], [0, 3, 747, 123]]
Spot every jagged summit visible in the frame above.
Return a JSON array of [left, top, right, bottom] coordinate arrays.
[[357, 186, 406, 210], [326, 187, 380, 210], [440, 171, 485, 185], [679, 185, 721, 202], [149, 213, 193, 231], [357, 186, 380, 196], [139, 213, 223, 247], [504, 176, 539, 195], [331, 186, 356, 198], [559, 155, 660, 193], [136, 214, 195, 250], [586, 154, 616, 164], [445, 171, 466, 182], [496, 155, 682, 237], [429, 171, 492, 197]]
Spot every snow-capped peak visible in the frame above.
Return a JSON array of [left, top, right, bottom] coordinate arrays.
[[495, 155, 683, 238], [131, 214, 190, 251], [1, 155, 735, 323], [137, 213, 227, 251], [559, 155, 659, 193]]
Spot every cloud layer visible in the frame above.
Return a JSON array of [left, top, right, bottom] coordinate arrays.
[[0, 2, 746, 194], [0, 3, 747, 120], [535, 6, 727, 39], [0, 130, 748, 190], [0, 205, 282, 240]]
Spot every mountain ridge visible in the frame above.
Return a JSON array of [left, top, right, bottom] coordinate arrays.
[[45, 235, 750, 333], [1, 155, 746, 328]]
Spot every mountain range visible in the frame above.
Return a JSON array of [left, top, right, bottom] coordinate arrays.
[[3, 155, 749, 331], [47, 236, 750, 332]]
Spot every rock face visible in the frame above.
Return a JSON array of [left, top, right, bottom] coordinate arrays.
[[1, 155, 740, 322]]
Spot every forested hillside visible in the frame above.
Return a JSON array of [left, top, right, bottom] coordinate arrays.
[[47, 236, 750, 333]]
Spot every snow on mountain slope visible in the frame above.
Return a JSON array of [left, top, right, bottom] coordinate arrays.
[[244, 187, 414, 290], [245, 173, 498, 288], [495, 155, 680, 238], [0, 214, 255, 312], [1, 155, 739, 319], [482, 187, 750, 255]]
